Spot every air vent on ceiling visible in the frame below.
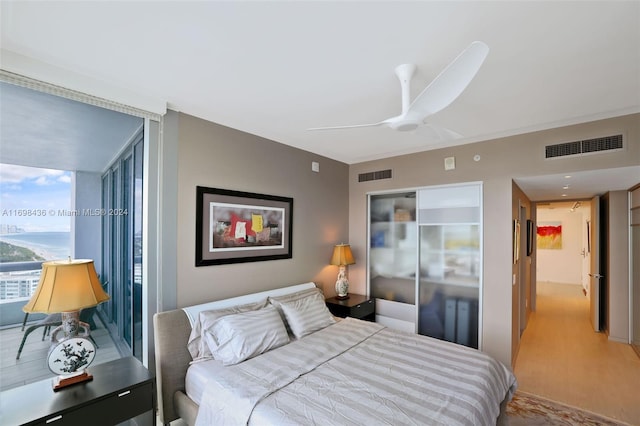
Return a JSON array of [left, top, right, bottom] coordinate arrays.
[[358, 169, 392, 182], [545, 134, 623, 159]]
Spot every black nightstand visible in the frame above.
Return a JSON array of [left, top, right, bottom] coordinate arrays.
[[326, 294, 375, 321], [0, 356, 156, 425]]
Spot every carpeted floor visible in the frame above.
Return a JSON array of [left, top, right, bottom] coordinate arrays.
[[506, 391, 633, 426]]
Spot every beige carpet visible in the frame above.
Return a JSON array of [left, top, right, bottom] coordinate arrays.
[[506, 391, 633, 426]]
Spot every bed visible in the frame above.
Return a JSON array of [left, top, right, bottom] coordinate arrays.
[[153, 282, 517, 425]]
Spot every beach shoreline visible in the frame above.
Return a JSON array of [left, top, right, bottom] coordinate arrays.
[[0, 232, 70, 261], [0, 238, 54, 261]]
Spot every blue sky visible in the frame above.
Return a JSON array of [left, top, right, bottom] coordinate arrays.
[[0, 164, 71, 232]]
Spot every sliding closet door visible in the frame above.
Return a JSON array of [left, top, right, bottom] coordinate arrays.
[[368, 191, 417, 332], [631, 186, 640, 355], [417, 183, 482, 349]]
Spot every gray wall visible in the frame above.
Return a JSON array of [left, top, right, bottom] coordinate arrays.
[[159, 111, 638, 367], [348, 113, 640, 367], [174, 113, 349, 308]]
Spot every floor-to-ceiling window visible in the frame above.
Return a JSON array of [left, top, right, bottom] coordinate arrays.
[[2, 71, 165, 377], [101, 131, 144, 360], [132, 139, 143, 358]]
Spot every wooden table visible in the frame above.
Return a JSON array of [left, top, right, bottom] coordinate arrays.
[[325, 294, 375, 321], [0, 356, 156, 425]]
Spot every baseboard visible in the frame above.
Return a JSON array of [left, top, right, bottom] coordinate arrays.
[[632, 344, 640, 359], [607, 335, 628, 344]]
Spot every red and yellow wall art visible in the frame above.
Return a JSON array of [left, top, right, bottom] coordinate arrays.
[[537, 221, 562, 249]]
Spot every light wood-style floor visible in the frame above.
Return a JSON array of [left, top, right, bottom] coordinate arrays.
[[0, 313, 122, 392], [514, 282, 640, 425]]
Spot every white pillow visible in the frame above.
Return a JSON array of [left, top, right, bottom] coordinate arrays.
[[277, 291, 335, 339], [187, 299, 267, 361], [269, 287, 321, 305], [203, 306, 290, 365], [269, 287, 324, 335]]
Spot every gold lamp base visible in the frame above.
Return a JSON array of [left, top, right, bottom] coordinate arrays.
[[52, 370, 93, 391]]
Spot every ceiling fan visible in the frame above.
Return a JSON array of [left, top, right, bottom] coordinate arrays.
[[308, 41, 489, 133]]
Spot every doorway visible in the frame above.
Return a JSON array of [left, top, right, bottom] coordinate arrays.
[[536, 200, 593, 303], [514, 198, 640, 424], [526, 190, 640, 343]]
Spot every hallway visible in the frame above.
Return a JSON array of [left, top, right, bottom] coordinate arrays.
[[514, 282, 640, 424]]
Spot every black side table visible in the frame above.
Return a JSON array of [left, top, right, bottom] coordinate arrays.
[[326, 294, 375, 321], [0, 356, 156, 425]]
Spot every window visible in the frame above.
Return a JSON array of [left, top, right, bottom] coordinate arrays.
[[101, 132, 144, 360]]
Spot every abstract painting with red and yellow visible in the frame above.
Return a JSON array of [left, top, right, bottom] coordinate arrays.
[[537, 221, 562, 249]]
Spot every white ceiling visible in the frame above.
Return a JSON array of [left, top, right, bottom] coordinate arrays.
[[514, 167, 640, 202], [1, 1, 639, 197]]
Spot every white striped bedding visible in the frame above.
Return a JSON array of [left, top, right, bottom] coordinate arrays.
[[194, 317, 517, 426]]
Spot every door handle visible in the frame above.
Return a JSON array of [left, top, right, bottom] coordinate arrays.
[[588, 273, 604, 279]]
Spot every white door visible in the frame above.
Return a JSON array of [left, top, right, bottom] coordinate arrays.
[[589, 196, 603, 332]]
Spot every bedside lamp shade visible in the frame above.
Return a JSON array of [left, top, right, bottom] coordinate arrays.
[[23, 259, 109, 314], [330, 244, 355, 300], [330, 244, 355, 267]]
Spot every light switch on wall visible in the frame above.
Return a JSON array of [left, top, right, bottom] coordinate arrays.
[[444, 157, 456, 171]]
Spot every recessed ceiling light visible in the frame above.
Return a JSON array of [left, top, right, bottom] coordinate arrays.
[[562, 194, 568, 197], [564, 175, 572, 179], [563, 185, 570, 190]]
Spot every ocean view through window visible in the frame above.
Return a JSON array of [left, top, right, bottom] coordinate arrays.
[[0, 164, 72, 302]]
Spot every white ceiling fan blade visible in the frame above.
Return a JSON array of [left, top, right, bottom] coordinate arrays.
[[406, 41, 489, 120], [307, 121, 387, 131]]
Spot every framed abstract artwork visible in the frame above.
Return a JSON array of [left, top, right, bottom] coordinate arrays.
[[537, 221, 562, 250], [195, 186, 293, 266]]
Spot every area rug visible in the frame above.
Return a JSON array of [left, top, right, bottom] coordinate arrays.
[[505, 391, 631, 426]]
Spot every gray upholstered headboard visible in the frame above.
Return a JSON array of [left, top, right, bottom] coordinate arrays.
[[152, 282, 317, 425], [153, 308, 192, 424]]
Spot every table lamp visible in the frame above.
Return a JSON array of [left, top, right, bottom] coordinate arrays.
[[330, 244, 355, 300], [23, 258, 109, 391]]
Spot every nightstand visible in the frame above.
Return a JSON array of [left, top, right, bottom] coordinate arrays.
[[326, 294, 375, 321], [0, 356, 156, 425]]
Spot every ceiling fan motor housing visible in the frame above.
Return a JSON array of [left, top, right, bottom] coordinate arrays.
[[389, 120, 420, 131]]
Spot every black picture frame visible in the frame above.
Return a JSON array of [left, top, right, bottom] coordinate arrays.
[[195, 186, 293, 266], [513, 219, 520, 264], [526, 219, 534, 256]]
